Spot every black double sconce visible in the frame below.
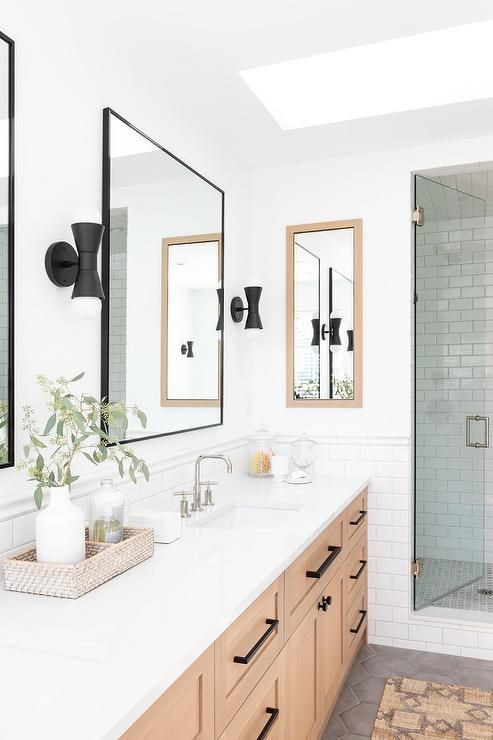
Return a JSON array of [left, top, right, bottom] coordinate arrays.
[[181, 341, 194, 358], [230, 286, 263, 331], [45, 222, 105, 320], [311, 315, 353, 352]]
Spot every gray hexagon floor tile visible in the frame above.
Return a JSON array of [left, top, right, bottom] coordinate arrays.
[[341, 702, 379, 736], [451, 668, 493, 690], [363, 652, 418, 678], [321, 711, 347, 739], [332, 685, 359, 715], [412, 671, 458, 685], [411, 650, 462, 676], [356, 644, 377, 662], [352, 675, 387, 704], [345, 659, 369, 686]]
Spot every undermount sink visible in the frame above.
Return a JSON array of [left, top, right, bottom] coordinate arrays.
[[192, 502, 303, 533]]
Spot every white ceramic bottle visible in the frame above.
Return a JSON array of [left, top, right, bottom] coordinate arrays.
[[35, 486, 86, 565]]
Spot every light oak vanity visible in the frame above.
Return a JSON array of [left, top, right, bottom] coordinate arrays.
[[122, 487, 368, 740]]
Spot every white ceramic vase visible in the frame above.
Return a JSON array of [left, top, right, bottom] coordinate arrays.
[[35, 486, 86, 564]]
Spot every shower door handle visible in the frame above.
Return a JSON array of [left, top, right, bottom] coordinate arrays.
[[466, 415, 490, 448]]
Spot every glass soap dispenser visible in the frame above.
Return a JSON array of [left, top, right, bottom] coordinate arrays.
[[90, 479, 124, 544], [249, 425, 273, 476]]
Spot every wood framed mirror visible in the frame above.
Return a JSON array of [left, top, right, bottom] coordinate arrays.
[[286, 219, 362, 408], [161, 233, 222, 408]]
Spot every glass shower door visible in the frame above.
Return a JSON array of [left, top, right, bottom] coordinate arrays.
[[414, 174, 487, 610]]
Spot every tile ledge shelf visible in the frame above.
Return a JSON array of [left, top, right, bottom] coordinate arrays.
[[0, 436, 250, 523]]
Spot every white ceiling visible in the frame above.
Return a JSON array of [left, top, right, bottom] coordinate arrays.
[[114, 0, 493, 167]]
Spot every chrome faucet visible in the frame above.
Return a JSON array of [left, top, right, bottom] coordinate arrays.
[[192, 454, 233, 512]]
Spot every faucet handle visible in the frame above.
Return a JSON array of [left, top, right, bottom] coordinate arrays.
[[173, 490, 193, 518], [202, 480, 218, 507]]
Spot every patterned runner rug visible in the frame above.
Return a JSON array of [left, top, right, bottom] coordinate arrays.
[[372, 675, 493, 739]]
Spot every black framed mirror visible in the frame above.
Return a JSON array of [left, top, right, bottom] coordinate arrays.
[[0, 31, 14, 468], [101, 109, 224, 443]]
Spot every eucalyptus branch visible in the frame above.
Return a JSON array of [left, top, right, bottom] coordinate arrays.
[[17, 373, 149, 509]]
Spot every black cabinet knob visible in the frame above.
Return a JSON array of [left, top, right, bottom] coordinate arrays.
[[317, 595, 332, 611]]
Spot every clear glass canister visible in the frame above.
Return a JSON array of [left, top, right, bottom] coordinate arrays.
[[291, 433, 316, 473], [249, 426, 273, 476], [90, 479, 124, 543]]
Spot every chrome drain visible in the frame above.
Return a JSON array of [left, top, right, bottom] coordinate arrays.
[[478, 588, 493, 596]]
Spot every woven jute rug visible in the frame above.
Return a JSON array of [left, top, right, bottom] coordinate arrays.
[[371, 675, 493, 739]]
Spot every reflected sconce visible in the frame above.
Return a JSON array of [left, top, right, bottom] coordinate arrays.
[[347, 329, 354, 352], [181, 341, 194, 358], [230, 286, 263, 331], [45, 222, 105, 319], [216, 288, 224, 331], [329, 310, 342, 353], [311, 318, 320, 347]]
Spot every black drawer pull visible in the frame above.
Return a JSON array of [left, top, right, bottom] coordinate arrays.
[[257, 707, 279, 740], [350, 510, 367, 526], [350, 609, 367, 634], [350, 560, 368, 580], [233, 619, 279, 664], [306, 545, 341, 579]]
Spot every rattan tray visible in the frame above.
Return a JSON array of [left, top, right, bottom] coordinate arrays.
[[2, 526, 154, 599]]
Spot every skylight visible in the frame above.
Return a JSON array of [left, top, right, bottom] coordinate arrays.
[[240, 20, 493, 130]]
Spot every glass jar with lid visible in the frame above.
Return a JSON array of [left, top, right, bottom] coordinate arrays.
[[249, 425, 274, 476], [291, 433, 316, 480]]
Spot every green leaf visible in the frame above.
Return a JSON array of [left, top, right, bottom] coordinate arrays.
[[136, 409, 147, 429], [56, 420, 64, 437], [36, 453, 44, 471], [34, 486, 43, 510], [69, 372, 85, 382], [82, 451, 97, 466], [73, 411, 87, 433], [142, 463, 150, 482], [117, 458, 124, 478], [62, 397, 74, 410], [129, 465, 136, 484], [82, 394, 98, 405], [23, 444, 30, 458], [30, 434, 46, 449], [43, 413, 57, 436]]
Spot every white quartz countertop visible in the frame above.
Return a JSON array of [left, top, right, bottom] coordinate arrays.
[[0, 473, 369, 740]]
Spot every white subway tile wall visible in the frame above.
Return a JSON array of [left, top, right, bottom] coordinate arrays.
[[309, 435, 493, 659], [3, 429, 493, 656], [415, 207, 489, 568]]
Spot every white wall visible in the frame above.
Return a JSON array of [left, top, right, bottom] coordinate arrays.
[[251, 135, 493, 437], [252, 135, 493, 656], [0, 3, 253, 515]]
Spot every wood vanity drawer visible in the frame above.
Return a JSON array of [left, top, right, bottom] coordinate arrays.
[[344, 531, 368, 610], [344, 488, 368, 547], [285, 515, 344, 638], [218, 653, 284, 740], [344, 579, 368, 662], [214, 575, 284, 737]]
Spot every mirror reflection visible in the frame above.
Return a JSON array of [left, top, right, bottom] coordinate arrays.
[[0, 33, 12, 466], [287, 220, 362, 407], [102, 110, 224, 441]]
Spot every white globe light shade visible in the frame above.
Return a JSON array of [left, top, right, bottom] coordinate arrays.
[[72, 296, 102, 320]]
